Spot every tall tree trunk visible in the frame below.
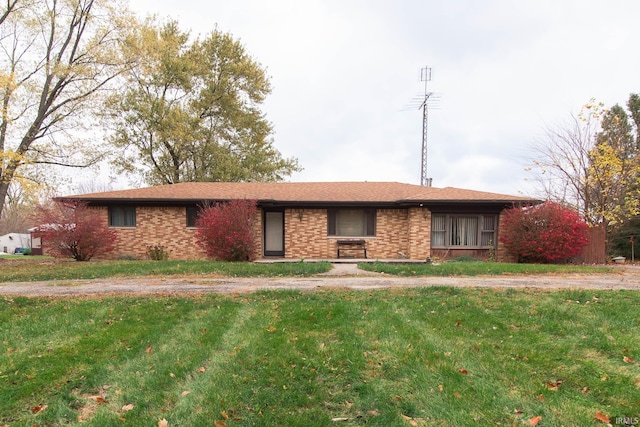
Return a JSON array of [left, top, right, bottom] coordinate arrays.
[[0, 174, 12, 219]]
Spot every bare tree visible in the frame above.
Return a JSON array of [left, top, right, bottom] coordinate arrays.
[[530, 108, 600, 223], [0, 0, 137, 218], [0, 0, 21, 27], [0, 178, 42, 233], [531, 98, 640, 230]]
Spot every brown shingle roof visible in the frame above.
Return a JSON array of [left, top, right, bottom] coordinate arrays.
[[62, 182, 536, 205]]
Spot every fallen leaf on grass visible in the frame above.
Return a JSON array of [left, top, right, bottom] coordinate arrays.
[[181, 391, 190, 396], [331, 417, 349, 422], [220, 411, 229, 420], [198, 367, 206, 373], [458, 368, 468, 374], [31, 404, 47, 414], [595, 411, 610, 423], [88, 396, 108, 405], [214, 420, 227, 427], [367, 410, 379, 416], [528, 415, 542, 425], [546, 380, 563, 390], [401, 414, 425, 426], [121, 404, 134, 412], [158, 419, 168, 427], [267, 326, 276, 332], [146, 346, 152, 354], [623, 356, 635, 364]]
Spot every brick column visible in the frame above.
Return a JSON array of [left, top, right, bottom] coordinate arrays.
[[407, 207, 431, 260], [496, 209, 517, 263]]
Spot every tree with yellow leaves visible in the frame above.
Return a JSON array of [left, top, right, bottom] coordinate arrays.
[[531, 94, 640, 256], [588, 112, 640, 227], [0, 0, 138, 219]]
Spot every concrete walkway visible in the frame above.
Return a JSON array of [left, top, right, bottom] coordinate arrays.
[[315, 263, 384, 276]]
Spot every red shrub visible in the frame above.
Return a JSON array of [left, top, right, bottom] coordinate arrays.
[[195, 199, 258, 261], [34, 200, 117, 261], [499, 202, 590, 263]]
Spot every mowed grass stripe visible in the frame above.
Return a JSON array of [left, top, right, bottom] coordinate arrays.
[[378, 288, 639, 425], [1, 296, 244, 425], [166, 303, 266, 425], [349, 288, 506, 424], [0, 298, 142, 420], [84, 297, 248, 425], [1, 289, 639, 426]]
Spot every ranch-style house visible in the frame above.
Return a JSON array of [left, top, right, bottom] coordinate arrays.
[[59, 181, 537, 262]]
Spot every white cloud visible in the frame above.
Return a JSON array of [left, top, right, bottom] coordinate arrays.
[[122, 0, 640, 197]]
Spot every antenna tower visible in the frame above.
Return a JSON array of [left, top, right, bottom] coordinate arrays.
[[420, 66, 433, 187]]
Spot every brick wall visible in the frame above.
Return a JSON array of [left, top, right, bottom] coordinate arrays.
[[94, 204, 510, 262], [407, 207, 431, 260], [95, 206, 206, 260], [285, 208, 333, 258], [282, 207, 431, 260]]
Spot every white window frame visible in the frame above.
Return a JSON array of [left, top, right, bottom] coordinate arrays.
[[431, 214, 497, 249]]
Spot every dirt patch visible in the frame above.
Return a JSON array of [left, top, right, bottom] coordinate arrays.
[[0, 265, 638, 297]]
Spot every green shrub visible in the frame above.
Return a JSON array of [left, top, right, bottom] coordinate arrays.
[[147, 245, 170, 261]]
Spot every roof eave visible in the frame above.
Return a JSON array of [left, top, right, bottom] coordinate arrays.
[[61, 196, 541, 207]]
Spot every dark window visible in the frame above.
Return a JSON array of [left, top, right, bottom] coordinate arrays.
[[431, 214, 497, 248], [186, 206, 199, 227], [328, 209, 376, 236], [109, 206, 136, 227]]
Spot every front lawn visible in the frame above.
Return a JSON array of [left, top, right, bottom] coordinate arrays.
[[0, 258, 615, 283], [1, 288, 638, 426], [0, 259, 333, 282], [359, 261, 614, 276]]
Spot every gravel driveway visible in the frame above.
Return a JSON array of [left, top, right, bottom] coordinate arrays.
[[0, 264, 638, 297]]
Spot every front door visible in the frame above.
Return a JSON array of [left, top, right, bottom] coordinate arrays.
[[264, 210, 284, 256]]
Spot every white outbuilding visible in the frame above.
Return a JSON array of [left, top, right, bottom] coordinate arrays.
[[0, 233, 31, 255]]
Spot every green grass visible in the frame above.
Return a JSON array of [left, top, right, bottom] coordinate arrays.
[[1, 288, 638, 426], [0, 258, 615, 283], [359, 261, 615, 276], [0, 255, 49, 260], [0, 259, 332, 282]]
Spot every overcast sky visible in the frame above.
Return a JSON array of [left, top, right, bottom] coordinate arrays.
[[124, 0, 640, 197]]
